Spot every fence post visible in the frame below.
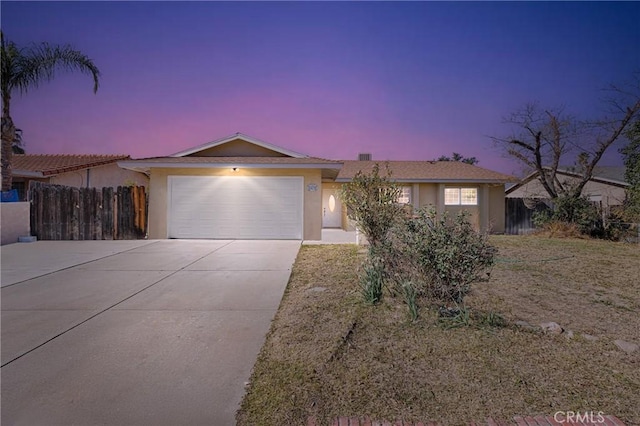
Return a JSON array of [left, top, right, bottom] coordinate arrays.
[[95, 189, 103, 240]]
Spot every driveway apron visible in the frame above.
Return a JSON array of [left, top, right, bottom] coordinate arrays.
[[1, 239, 300, 426]]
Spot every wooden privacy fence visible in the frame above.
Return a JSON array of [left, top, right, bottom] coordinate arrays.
[[505, 197, 550, 235], [29, 183, 147, 240]]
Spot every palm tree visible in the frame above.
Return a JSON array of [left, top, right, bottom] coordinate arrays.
[[1, 32, 100, 191], [12, 128, 25, 154]]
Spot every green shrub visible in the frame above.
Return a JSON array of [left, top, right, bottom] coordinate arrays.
[[401, 281, 419, 321], [339, 163, 403, 250], [552, 195, 601, 234], [438, 306, 472, 329], [532, 195, 610, 237], [359, 251, 385, 304], [390, 208, 496, 306], [601, 211, 633, 241], [475, 310, 506, 328], [341, 166, 496, 316]]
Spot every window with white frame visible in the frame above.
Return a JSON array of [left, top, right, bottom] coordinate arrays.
[[445, 188, 478, 205], [397, 186, 412, 204]]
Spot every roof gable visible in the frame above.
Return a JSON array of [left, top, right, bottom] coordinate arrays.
[[171, 133, 308, 158]]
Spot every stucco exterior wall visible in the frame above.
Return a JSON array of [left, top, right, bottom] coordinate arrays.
[[489, 184, 506, 233], [419, 183, 483, 229], [192, 139, 288, 157], [50, 163, 149, 188], [1, 202, 31, 245], [148, 168, 322, 240], [418, 183, 438, 208], [329, 181, 506, 234], [507, 177, 626, 207]]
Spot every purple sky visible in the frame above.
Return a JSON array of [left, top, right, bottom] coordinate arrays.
[[2, 1, 639, 174]]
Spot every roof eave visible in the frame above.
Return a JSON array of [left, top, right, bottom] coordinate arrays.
[[506, 169, 629, 194], [118, 161, 342, 172], [335, 178, 513, 184], [11, 170, 45, 178]]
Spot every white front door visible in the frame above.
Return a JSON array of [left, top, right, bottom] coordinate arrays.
[[322, 189, 342, 228]]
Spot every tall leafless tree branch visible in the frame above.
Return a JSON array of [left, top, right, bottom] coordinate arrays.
[[491, 73, 640, 201]]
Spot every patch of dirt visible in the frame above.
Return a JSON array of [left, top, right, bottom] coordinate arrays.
[[237, 238, 640, 426]]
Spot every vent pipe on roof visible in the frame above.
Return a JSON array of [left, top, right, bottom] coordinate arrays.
[[358, 153, 372, 161]]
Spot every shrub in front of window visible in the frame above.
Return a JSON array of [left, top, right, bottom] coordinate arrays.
[[340, 163, 404, 303], [389, 208, 496, 307], [339, 163, 403, 249]]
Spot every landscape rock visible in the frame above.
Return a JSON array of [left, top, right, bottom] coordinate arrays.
[[540, 322, 564, 334], [614, 340, 639, 354], [582, 333, 598, 341], [308, 287, 327, 293], [564, 330, 574, 339]]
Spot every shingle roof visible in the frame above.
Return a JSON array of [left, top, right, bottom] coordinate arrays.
[[336, 161, 517, 183], [13, 154, 131, 176], [559, 166, 627, 183], [122, 156, 340, 165], [506, 166, 629, 195]]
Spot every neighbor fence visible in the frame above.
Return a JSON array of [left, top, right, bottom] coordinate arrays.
[[504, 197, 550, 235], [29, 182, 148, 240]]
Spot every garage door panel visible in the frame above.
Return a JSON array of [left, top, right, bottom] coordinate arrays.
[[168, 176, 303, 239]]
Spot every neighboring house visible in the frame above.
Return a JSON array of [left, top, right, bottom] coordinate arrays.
[[505, 166, 628, 210], [11, 154, 150, 200], [118, 133, 515, 240]]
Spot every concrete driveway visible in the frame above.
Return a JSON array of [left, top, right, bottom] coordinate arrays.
[[1, 239, 300, 425]]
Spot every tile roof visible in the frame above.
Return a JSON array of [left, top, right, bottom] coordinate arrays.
[[336, 161, 517, 183], [12, 154, 131, 176]]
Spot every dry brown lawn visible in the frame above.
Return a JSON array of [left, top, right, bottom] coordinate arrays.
[[236, 236, 640, 426]]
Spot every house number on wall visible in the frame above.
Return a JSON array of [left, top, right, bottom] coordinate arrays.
[[307, 184, 318, 192]]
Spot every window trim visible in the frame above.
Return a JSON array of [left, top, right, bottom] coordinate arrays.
[[444, 187, 478, 206], [397, 186, 412, 204]]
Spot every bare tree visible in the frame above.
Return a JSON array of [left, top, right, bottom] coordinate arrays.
[[491, 73, 640, 200]]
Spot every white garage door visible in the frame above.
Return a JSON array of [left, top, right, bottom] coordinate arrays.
[[168, 176, 303, 239]]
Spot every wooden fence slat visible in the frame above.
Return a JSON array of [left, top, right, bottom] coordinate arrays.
[[71, 188, 80, 240], [59, 187, 68, 240], [40, 186, 48, 240], [95, 189, 103, 240], [113, 189, 119, 240], [118, 186, 125, 239], [46, 187, 55, 240], [84, 189, 91, 240], [126, 186, 133, 239], [133, 186, 140, 231], [103, 187, 113, 240]]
